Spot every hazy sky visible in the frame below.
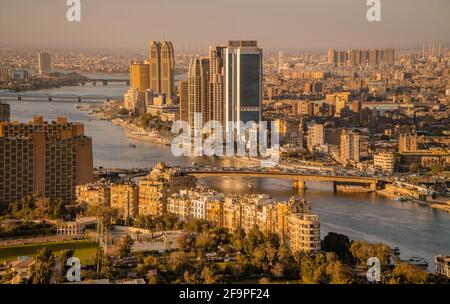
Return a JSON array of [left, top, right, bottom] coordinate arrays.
[[1, 0, 449, 51]]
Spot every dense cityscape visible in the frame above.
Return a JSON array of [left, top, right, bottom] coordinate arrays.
[[0, 0, 448, 292]]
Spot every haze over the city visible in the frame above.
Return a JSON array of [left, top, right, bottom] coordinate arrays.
[[1, 0, 449, 51]]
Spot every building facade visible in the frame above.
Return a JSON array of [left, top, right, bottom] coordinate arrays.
[[0, 116, 93, 208], [139, 162, 196, 216], [224, 41, 262, 137], [435, 255, 450, 279], [130, 61, 151, 92], [111, 183, 139, 220], [76, 181, 111, 207], [374, 152, 395, 173], [0, 102, 10, 122], [149, 41, 175, 103], [340, 129, 361, 164], [38, 51, 51, 75]]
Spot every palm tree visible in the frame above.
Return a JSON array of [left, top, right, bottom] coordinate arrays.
[[96, 246, 104, 276]]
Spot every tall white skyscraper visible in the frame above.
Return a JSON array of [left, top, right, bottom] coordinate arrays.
[[224, 40, 262, 136]]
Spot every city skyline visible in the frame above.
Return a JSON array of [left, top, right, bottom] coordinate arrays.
[[0, 0, 448, 288], [0, 0, 449, 51]]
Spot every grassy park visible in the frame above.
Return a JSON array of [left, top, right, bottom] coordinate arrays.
[[0, 240, 99, 264]]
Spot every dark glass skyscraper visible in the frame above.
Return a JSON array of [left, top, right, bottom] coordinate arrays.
[[224, 41, 262, 136]]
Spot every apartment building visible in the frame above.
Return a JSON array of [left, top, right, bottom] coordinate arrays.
[[76, 181, 111, 207], [374, 152, 395, 173], [287, 213, 321, 253], [111, 183, 139, 220], [139, 162, 196, 216], [435, 255, 450, 279], [307, 123, 324, 151], [0, 116, 93, 208]]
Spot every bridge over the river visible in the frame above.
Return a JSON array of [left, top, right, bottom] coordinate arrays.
[[107, 167, 385, 192]]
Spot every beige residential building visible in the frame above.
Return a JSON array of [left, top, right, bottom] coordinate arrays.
[[435, 255, 450, 278], [0, 116, 93, 208], [223, 197, 242, 231], [167, 187, 224, 224], [287, 213, 321, 253], [111, 183, 139, 220], [399, 131, 418, 152], [167, 192, 192, 221], [139, 162, 196, 216], [293, 100, 313, 116], [340, 129, 361, 164], [374, 152, 395, 173], [240, 194, 275, 233], [76, 182, 111, 207], [307, 123, 324, 151]]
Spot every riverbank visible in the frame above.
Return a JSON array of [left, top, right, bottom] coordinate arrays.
[[112, 118, 172, 146], [76, 101, 261, 167], [376, 189, 450, 213]]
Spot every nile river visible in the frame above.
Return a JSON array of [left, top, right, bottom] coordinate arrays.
[[1, 79, 449, 269]]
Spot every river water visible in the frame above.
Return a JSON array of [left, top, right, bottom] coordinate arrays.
[[1, 78, 449, 269]]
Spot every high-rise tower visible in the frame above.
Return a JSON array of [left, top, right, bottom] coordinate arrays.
[[130, 61, 150, 92], [149, 41, 175, 103], [224, 41, 262, 136], [188, 57, 210, 134], [38, 51, 51, 75]]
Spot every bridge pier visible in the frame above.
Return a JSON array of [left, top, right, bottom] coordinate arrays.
[[293, 179, 307, 192]]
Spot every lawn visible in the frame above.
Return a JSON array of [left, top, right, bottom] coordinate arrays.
[[0, 240, 99, 265]]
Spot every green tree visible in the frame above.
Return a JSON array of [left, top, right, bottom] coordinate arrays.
[[325, 253, 352, 284], [58, 249, 75, 282], [350, 240, 391, 268], [231, 228, 246, 252], [388, 263, 431, 284], [201, 266, 218, 284], [321, 232, 352, 263], [184, 218, 211, 233], [29, 248, 56, 284], [243, 226, 264, 255], [300, 253, 328, 284], [195, 233, 215, 258], [169, 251, 190, 274], [183, 271, 200, 284], [176, 233, 195, 251]]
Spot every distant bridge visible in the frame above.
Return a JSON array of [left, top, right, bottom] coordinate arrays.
[[185, 169, 381, 191], [80, 79, 130, 86], [0, 92, 123, 102], [102, 167, 386, 192]]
